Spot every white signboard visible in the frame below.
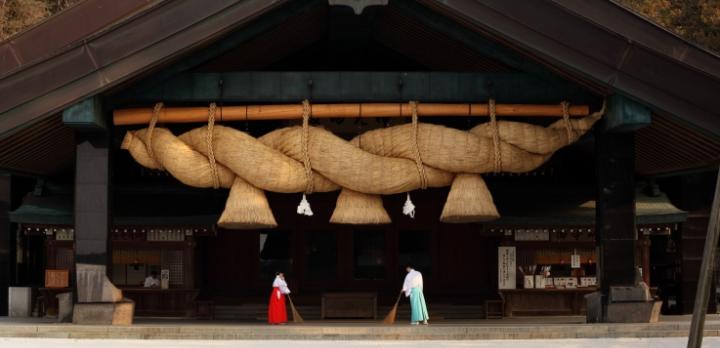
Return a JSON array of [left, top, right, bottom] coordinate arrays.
[[160, 269, 170, 289], [498, 246, 516, 289], [571, 254, 581, 269]]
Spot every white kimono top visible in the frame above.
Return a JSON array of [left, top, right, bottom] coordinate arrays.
[[402, 269, 423, 297], [273, 276, 291, 299], [143, 276, 159, 288]]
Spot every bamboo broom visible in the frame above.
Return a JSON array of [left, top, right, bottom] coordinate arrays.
[[287, 295, 304, 323], [383, 291, 403, 325]]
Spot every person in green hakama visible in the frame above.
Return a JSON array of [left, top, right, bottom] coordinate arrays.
[[402, 265, 429, 325]]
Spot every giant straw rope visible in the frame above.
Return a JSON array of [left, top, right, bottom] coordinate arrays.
[[121, 100, 604, 228]]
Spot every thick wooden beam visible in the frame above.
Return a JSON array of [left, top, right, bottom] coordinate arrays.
[[113, 102, 590, 125], [111, 72, 599, 106], [62, 97, 106, 130], [605, 95, 651, 132]]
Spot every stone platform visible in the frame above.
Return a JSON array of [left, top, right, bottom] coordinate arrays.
[[0, 316, 718, 340]]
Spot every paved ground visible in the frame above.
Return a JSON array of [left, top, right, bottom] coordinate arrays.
[[0, 317, 720, 340], [0, 337, 719, 348]]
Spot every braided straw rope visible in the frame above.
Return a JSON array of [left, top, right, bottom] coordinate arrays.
[[489, 99, 502, 173], [122, 102, 605, 227], [561, 101, 575, 142], [410, 101, 428, 189], [301, 99, 314, 194], [146, 102, 164, 169], [206, 102, 220, 189]]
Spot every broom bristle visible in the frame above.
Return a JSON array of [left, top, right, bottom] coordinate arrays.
[[288, 296, 304, 323], [383, 293, 402, 325], [383, 304, 398, 325]]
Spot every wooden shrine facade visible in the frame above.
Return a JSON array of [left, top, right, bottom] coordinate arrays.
[[0, 0, 718, 321]]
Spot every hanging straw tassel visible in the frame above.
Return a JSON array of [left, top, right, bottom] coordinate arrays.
[[330, 188, 391, 224], [287, 295, 304, 323], [383, 291, 403, 325], [403, 193, 416, 218], [297, 193, 314, 216]]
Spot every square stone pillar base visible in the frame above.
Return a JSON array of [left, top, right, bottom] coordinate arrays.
[[72, 299, 134, 325], [606, 300, 662, 323]]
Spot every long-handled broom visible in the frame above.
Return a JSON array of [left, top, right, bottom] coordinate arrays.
[[287, 294, 304, 323], [383, 291, 403, 325]]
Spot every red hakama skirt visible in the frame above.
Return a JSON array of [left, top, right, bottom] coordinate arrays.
[[268, 287, 287, 324]]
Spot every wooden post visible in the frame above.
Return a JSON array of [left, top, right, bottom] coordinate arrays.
[[639, 234, 651, 286], [687, 170, 720, 348], [0, 175, 11, 315], [74, 134, 110, 266], [595, 123, 637, 319]]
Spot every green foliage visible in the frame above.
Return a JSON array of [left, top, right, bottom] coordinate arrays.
[[0, 0, 80, 41]]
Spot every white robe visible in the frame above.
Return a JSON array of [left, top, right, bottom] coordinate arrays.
[[143, 276, 159, 288], [402, 269, 423, 297], [272, 276, 291, 299]]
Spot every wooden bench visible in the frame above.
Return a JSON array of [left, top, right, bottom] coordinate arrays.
[[321, 292, 377, 319]]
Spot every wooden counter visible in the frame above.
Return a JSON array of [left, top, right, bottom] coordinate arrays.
[[499, 287, 597, 317], [120, 288, 199, 317]]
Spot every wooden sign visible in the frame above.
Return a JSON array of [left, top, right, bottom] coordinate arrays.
[[515, 229, 549, 241], [45, 269, 69, 288], [498, 246, 516, 289]]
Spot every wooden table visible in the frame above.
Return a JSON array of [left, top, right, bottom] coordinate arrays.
[[121, 288, 199, 317], [321, 292, 377, 319], [499, 287, 597, 317]]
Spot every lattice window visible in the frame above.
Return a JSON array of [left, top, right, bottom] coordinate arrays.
[[162, 250, 184, 286], [55, 247, 74, 271]]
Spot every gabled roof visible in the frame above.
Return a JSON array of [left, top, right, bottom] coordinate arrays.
[[0, 0, 286, 136], [0, 0, 718, 175], [421, 0, 720, 138]]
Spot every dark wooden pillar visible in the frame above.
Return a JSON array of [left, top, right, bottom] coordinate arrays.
[[595, 125, 637, 302], [595, 95, 650, 317], [74, 134, 110, 266], [0, 175, 11, 315], [66, 97, 110, 266]]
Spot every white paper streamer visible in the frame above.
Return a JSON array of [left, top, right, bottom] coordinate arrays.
[[296, 193, 314, 216], [402, 193, 416, 218]]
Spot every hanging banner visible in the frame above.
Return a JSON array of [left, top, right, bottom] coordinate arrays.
[[498, 246, 516, 289], [160, 269, 170, 289], [571, 254, 581, 268]]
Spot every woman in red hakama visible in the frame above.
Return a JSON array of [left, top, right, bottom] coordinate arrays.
[[268, 272, 290, 324]]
